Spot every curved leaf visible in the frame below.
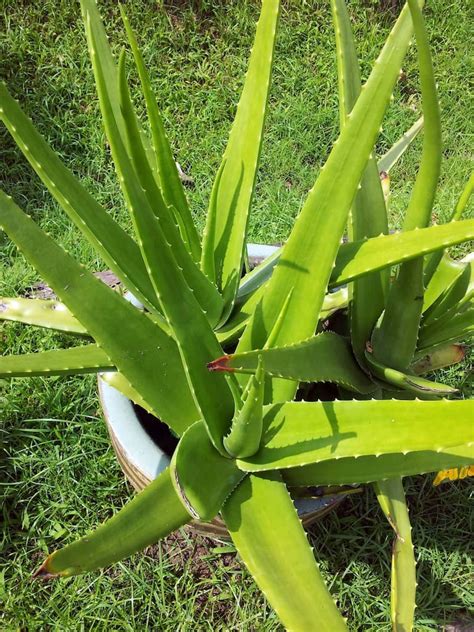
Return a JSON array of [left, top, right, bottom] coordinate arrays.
[[237, 399, 474, 472], [170, 421, 245, 521], [0, 297, 87, 335], [209, 333, 375, 395], [222, 472, 347, 631], [0, 344, 113, 378], [34, 468, 191, 578]]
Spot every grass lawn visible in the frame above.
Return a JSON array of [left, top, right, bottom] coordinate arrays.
[[1, 0, 473, 630]]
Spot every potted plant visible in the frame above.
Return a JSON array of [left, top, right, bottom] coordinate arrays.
[[1, 0, 472, 629]]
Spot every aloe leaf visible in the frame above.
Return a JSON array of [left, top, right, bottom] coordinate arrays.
[[283, 444, 474, 487], [119, 5, 200, 261], [417, 302, 474, 352], [86, 19, 221, 325], [375, 479, 416, 632], [170, 421, 245, 521], [423, 254, 466, 313], [201, 0, 280, 307], [424, 172, 474, 285], [372, 0, 441, 371], [0, 297, 87, 335], [99, 372, 157, 417], [0, 84, 164, 318], [236, 399, 474, 472], [219, 286, 349, 348], [331, 0, 389, 367], [209, 333, 375, 395], [223, 356, 265, 458], [0, 192, 199, 434], [424, 255, 473, 323], [87, 27, 235, 452], [222, 472, 348, 631], [116, 50, 223, 325], [377, 117, 424, 174], [237, 219, 474, 307], [34, 468, 191, 578], [364, 350, 457, 396], [410, 343, 466, 375], [238, 2, 419, 402], [0, 344, 113, 378], [236, 248, 280, 305], [331, 219, 474, 287]]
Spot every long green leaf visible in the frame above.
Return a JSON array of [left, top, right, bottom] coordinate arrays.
[[237, 3, 419, 403], [223, 356, 265, 458], [87, 23, 236, 451], [34, 468, 191, 577], [0, 192, 199, 434], [201, 0, 280, 308], [222, 473, 347, 631], [375, 479, 416, 632], [424, 172, 474, 284], [236, 399, 474, 472], [99, 372, 159, 417], [364, 351, 458, 396], [0, 344, 113, 377], [331, 0, 389, 367], [119, 5, 200, 261], [424, 255, 473, 323], [417, 302, 474, 352], [0, 83, 162, 318], [377, 117, 424, 174], [331, 220, 474, 287], [372, 0, 441, 371], [116, 51, 223, 325], [283, 445, 473, 487], [170, 421, 245, 521], [423, 254, 466, 313], [0, 297, 87, 335], [209, 333, 375, 395]]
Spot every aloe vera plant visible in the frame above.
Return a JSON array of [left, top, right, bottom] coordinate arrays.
[[1, 1, 473, 629]]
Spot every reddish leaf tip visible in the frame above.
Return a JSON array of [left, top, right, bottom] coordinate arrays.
[[207, 355, 234, 372]]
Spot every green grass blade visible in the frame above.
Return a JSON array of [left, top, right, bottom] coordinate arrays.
[[236, 399, 474, 472], [119, 6, 200, 261], [116, 51, 223, 325], [331, 0, 390, 367], [209, 333, 375, 395], [375, 479, 416, 632], [170, 421, 245, 521], [238, 3, 419, 402], [222, 472, 348, 631], [0, 192, 199, 434], [0, 297, 87, 335], [223, 356, 265, 458], [0, 84, 162, 316], [331, 220, 474, 287], [0, 344, 113, 378], [201, 0, 280, 305], [372, 0, 441, 371], [377, 117, 424, 174], [364, 351, 458, 396], [283, 445, 473, 487], [34, 468, 191, 578]]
